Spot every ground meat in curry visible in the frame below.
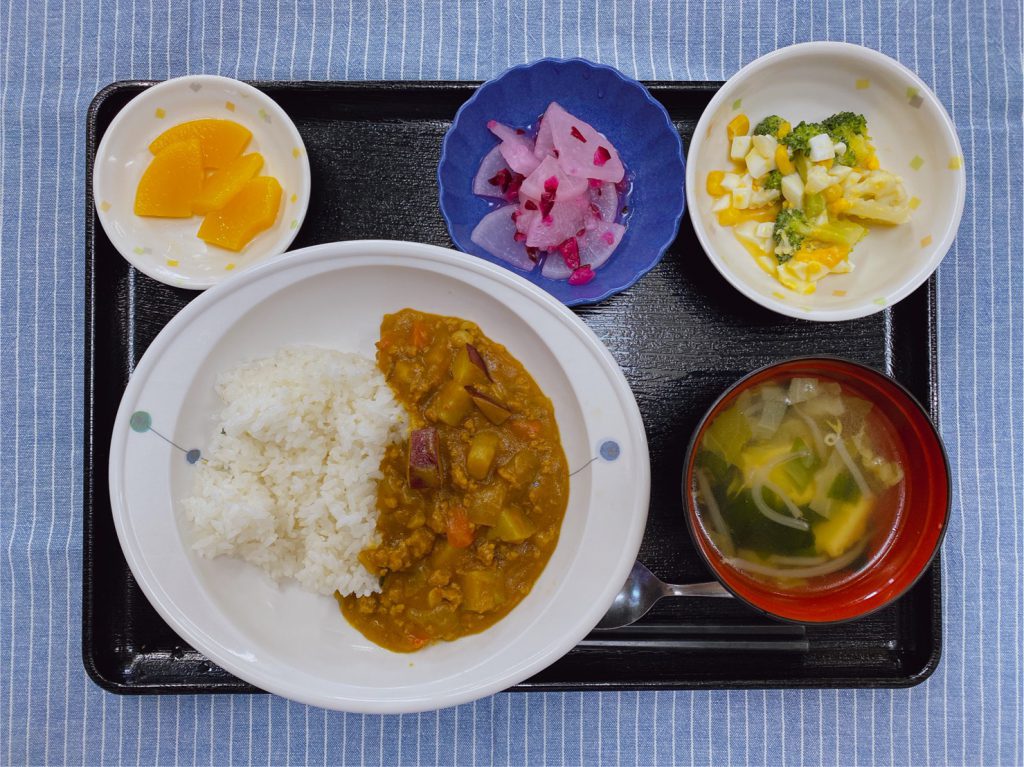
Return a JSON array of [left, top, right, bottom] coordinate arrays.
[[337, 309, 569, 652]]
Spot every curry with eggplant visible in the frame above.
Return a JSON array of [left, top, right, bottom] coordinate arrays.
[[338, 309, 569, 652]]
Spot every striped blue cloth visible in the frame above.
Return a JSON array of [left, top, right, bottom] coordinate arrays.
[[1, 1, 1021, 764]]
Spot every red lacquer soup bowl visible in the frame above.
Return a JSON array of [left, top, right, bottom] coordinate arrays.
[[682, 357, 950, 624]]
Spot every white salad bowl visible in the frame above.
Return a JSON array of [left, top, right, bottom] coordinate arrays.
[[686, 42, 965, 321], [108, 240, 649, 713], [93, 74, 311, 290]]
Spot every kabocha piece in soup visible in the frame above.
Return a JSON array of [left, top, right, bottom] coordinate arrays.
[[691, 375, 906, 590], [339, 309, 569, 652]]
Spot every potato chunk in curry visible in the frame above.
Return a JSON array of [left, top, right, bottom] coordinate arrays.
[[338, 309, 569, 652]]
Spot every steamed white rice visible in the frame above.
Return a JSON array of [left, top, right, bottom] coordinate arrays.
[[183, 346, 405, 597]]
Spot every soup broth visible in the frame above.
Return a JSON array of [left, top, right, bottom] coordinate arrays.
[[692, 375, 906, 590]]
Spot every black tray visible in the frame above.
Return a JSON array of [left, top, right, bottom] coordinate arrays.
[[84, 80, 941, 694]]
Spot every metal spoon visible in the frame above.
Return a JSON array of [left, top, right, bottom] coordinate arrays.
[[595, 561, 732, 630]]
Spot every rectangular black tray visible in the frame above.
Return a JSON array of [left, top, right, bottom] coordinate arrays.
[[84, 80, 941, 694]]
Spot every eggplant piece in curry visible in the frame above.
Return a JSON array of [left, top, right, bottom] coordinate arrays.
[[338, 309, 569, 652]]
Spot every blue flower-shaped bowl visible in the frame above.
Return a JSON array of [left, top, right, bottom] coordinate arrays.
[[438, 58, 686, 306]]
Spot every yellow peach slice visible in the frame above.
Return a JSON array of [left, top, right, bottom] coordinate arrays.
[[197, 176, 282, 251], [191, 153, 264, 215], [133, 139, 204, 218], [149, 119, 252, 168]]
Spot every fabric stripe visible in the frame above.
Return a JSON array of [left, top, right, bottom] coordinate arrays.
[[0, 0, 1022, 764]]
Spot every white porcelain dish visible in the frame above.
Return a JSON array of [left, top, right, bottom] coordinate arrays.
[[108, 240, 649, 713], [686, 42, 965, 321], [93, 74, 311, 290]]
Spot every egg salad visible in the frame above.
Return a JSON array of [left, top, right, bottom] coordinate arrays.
[[706, 112, 912, 294]]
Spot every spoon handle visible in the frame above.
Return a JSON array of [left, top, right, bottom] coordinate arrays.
[[663, 581, 732, 598]]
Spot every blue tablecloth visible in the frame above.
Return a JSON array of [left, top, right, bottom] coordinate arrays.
[[1, 1, 1020, 764]]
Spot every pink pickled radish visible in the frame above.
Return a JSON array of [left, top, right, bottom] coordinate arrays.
[[533, 116, 555, 159], [471, 206, 538, 272], [519, 155, 589, 204], [590, 181, 619, 222], [487, 120, 540, 176], [525, 196, 590, 249], [542, 102, 625, 182], [473, 146, 513, 198], [579, 221, 626, 270]]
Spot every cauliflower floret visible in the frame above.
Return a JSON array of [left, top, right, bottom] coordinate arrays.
[[842, 169, 911, 224]]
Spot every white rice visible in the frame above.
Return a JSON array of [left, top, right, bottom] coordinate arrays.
[[183, 346, 405, 597]]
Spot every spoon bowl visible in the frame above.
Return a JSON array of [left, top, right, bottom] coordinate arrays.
[[595, 561, 731, 631]]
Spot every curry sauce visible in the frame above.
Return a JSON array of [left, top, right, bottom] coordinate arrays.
[[338, 309, 569, 652]]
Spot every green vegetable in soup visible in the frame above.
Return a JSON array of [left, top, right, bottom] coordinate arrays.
[[717, 487, 816, 555], [693, 375, 906, 585], [779, 439, 818, 491], [827, 470, 862, 503], [704, 404, 752, 466]]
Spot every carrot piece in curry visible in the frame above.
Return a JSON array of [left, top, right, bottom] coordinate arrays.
[[338, 308, 569, 653]]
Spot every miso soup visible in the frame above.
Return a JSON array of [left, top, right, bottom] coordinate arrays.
[[692, 375, 906, 590]]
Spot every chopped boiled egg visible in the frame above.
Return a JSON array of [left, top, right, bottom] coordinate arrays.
[[734, 220, 772, 255], [781, 172, 804, 207], [720, 172, 742, 190], [712, 194, 731, 212], [808, 133, 834, 162], [751, 134, 778, 159], [833, 141, 847, 157], [745, 150, 773, 179], [730, 135, 752, 161], [755, 222, 775, 239], [731, 186, 752, 210]]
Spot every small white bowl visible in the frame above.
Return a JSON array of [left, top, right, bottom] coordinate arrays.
[[686, 42, 965, 321], [93, 75, 311, 290]]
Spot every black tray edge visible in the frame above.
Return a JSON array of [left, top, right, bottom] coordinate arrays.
[[82, 79, 944, 696], [82, 82, 105, 693]]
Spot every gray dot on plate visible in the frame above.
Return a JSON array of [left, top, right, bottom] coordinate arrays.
[[189, 82, 202, 92], [129, 410, 151, 432], [600, 440, 620, 461], [909, 94, 923, 109]]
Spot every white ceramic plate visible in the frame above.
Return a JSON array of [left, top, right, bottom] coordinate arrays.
[[108, 240, 649, 712], [93, 75, 311, 290], [686, 42, 965, 321]]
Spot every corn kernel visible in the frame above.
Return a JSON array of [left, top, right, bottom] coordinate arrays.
[[827, 198, 851, 215], [706, 170, 727, 196], [866, 154, 880, 170], [727, 113, 750, 141], [815, 158, 834, 170], [777, 120, 792, 139], [775, 146, 795, 175], [823, 185, 843, 202]]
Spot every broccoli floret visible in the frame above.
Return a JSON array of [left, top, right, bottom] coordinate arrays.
[[781, 121, 826, 155], [762, 170, 783, 191], [752, 115, 786, 137], [821, 112, 869, 166], [821, 111, 868, 138], [773, 208, 814, 264]]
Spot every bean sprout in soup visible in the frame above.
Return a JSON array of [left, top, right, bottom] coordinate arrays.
[[692, 376, 905, 590]]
